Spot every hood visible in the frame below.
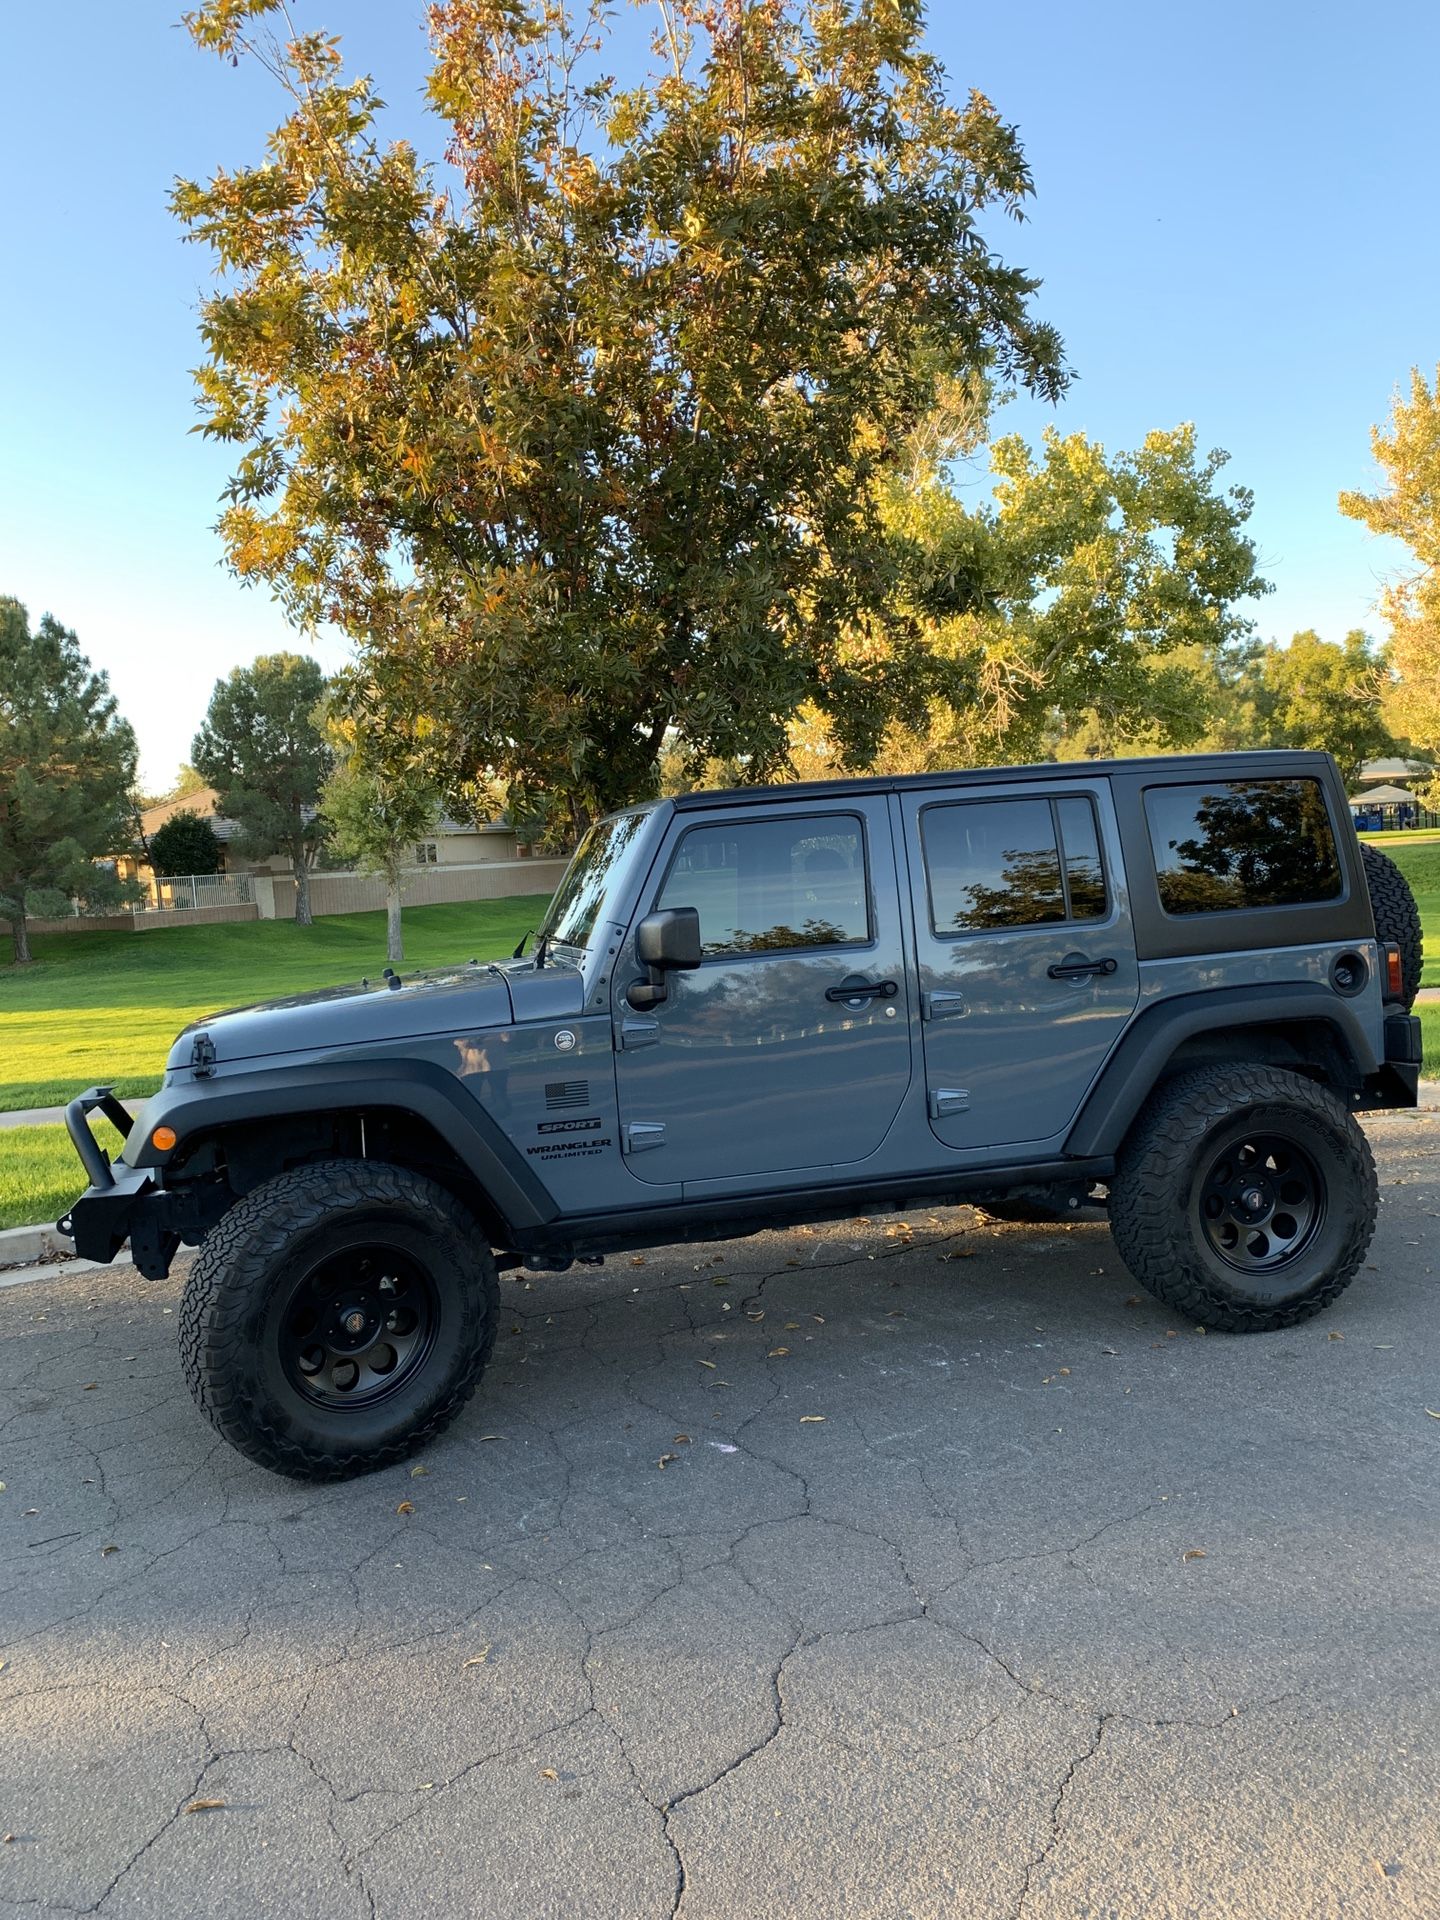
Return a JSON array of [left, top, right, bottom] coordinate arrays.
[[167, 962, 522, 1073]]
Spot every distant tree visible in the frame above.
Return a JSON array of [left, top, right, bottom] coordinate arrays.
[[320, 708, 443, 964], [174, 0, 1067, 835], [1340, 367, 1440, 798], [192, 653, 331, 924], [148, 810, 222, 878], [1240, 630, 1395, 788], [0, 598, 138, 964]]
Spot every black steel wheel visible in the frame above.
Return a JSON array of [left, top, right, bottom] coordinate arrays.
[[1110, 1066, 1377, 1332], [278, 1242, 441, 1410], [180, 1159, 498, 1480], [1193, 1131, 1324, 1279]]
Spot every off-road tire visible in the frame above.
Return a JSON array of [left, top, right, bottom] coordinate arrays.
[[179, 1159, 498, 1481], [1109, 1066, 1377, 1333], [1360, 842, 1423, 1008]]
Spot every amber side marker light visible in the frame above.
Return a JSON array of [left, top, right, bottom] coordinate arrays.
[[1385, 945, 1405, 999], [151, 1126, 178, 1153]]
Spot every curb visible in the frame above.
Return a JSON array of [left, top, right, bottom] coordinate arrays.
[[0, 1221, 76, 1270]]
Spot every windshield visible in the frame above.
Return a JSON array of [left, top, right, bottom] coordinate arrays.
[[538, 808, 654, 951]]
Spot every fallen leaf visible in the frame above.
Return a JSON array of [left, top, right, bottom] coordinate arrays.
[[768, 1347, 790, 1358], [785, 1321, 800, 1330], [697, 1359, 717, 1370], [1193, 1325, 1207, 1336], [81, 1382, 98, 1392], [395, 1500, 415, 1515], [100, 1544, 118, 1556], [812, 1315, 825, 1324], [1181, 1548, 1207, 1563], [463, 1647, 491, 1668], [1124, 1295, 1142, 1307], [673, 1433, 691, 1445], [657, 1453, 678, 1470], [2, 1833, 12, 1844], [1327, 1331, 1344, 1341], [0, 1661, 7, 1675], [411, 1464, 430, 1477], [478, 1435, 503, 1442], [1057, 1367, 1070, 1376], [539, 1768, 559, 1782], [1425, 1409, 1440, 1420], [799, 1415, 826, 1424], [184, 1799, 225, 1815]]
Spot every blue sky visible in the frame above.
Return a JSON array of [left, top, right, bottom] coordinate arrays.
[[1, 1, 1435, 788]]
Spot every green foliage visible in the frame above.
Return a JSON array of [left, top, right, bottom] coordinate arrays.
[[175, 0, 1067, 828], [1340, 367, 1440, 782], [191, 652, 332, 922], [321, 704, 446, 960], [148, 809, 223, 877], [1238, 629, 1394, 788], [0, 598, 139, 963], [784, 424, 1270, 774]]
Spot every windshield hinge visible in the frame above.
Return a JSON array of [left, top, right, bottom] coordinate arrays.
[[190, 1032, 217, 1079]]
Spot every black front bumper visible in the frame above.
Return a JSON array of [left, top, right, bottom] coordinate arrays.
[[60, 1087, 175, 1277]]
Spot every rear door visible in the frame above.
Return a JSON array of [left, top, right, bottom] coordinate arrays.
[[900, 781, 1139, 1151], [613, 799, 913, 1185]]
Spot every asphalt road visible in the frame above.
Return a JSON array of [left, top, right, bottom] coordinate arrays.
[[2, 1108, 1438, 1920]]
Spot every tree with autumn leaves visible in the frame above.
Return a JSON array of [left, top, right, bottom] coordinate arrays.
[[175, 0, 1069, 832]]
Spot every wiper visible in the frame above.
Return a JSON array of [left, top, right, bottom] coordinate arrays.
[[511, 926, 552, 967]]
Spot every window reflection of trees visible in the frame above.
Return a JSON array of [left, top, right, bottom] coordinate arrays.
[[1149, 781, 1341, 915], [542, 809, 648, 948], [952, 849, 1066, 929]]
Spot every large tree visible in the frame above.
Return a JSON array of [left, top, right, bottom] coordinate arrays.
[[775, 423, 1271, 777], [175, 0, 1066, 834], [191, 652, 332, 923], [0, 598, 139, 964], [1340, 366, 1440, 791], [1240, 629, 1394, 788]]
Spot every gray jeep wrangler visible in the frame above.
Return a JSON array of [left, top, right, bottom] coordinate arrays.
[[64, 750, 1424, 1480]]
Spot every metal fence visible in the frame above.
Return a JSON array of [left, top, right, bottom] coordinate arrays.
[[136, 872, 255, 913]]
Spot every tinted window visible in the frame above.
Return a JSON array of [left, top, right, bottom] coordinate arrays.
[[921, 796, 1110, 934], [1057, 797, 1106, 920], [657, 815, 869, 956], [1144, 779, 1342, 915]]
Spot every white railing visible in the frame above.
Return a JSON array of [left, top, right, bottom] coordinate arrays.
[[137, 873, 255, 913]]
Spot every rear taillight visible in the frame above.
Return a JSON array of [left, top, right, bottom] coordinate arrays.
[[1384, 943, 1405, 1001]]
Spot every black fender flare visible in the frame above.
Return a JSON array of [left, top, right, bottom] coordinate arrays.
[[1065, 984, 1380, 1159], [127, 1058, 559, 1236]]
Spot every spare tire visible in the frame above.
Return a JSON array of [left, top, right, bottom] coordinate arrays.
[[1360, 842, 1423, 1008]]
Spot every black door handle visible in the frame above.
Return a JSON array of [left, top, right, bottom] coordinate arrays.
[[1047, 954, 1118, 981], [825, 977, 899, 1004]]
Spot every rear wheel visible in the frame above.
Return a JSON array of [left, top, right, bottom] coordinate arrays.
[[179, 1159, 498, 1480], [1109, 1066, 1377, 1332], [1360, 842, 1423, 1008]]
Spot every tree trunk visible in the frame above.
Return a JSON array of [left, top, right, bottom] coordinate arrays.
[[294, 859, 313, 927], [11, 912, 32, 965], [386, 877, 403, 965]]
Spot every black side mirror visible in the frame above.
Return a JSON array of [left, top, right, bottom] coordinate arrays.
[[627, 907, 702, 1009]]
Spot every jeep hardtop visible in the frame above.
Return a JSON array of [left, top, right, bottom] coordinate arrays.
[[63, 749, 1425, 1479]]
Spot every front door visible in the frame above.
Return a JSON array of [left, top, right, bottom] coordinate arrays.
[[614, 801, 913, 1186], [900, 783, 1139, 1151]]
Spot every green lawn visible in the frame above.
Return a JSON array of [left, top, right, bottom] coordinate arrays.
[[0, 896, 550, 1114], [0, 1124, 94, 1231], [1365, 835, 1440, 987]]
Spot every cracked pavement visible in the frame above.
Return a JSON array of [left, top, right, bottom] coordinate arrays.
[[2, 1106, 1438, 1918]]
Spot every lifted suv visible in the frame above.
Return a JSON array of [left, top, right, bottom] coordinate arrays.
[[64, 751, 1424, 1480]]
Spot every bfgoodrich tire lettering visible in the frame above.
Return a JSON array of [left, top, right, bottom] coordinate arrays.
[[179, 1159, 498, 1480], [1109, 1067, 1377, 1332]]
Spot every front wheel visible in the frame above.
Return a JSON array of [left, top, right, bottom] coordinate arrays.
[[1109, 1067, 1377, 1332], [179, 1159, 498, 1480]]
